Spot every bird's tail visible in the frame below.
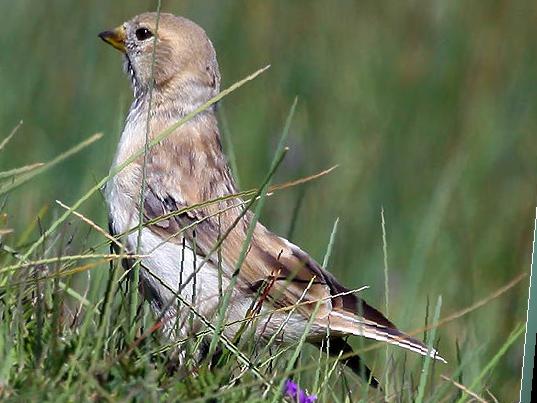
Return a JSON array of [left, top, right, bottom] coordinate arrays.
[[327, 306, 446, 363]]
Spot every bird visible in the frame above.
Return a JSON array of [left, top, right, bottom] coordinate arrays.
[[98, 12, 444, 387]]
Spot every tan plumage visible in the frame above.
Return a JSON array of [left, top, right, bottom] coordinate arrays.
[[99, 12, 444, 387]]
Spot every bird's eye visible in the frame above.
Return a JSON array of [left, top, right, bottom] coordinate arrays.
[[135, 27, 153, 41]]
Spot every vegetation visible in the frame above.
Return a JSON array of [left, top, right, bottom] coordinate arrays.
[[1, 1, 535, 401]]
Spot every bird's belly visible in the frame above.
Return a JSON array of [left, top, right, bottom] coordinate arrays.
[[133, 228, 230, 337], [106, 177, 226, 338]]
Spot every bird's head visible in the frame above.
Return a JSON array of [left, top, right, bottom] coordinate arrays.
[[99, 12, 220, 102]]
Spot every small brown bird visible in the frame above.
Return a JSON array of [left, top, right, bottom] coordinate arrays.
[[99, 12, 444, 387]]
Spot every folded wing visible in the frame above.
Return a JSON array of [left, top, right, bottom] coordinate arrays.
[[142, 177, 444, 362]]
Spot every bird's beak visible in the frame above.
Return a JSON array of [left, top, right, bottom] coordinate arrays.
[[98, 26, 127, 53]]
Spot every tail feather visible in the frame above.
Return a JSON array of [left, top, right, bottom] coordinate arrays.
[[329, 309, 447, 363], [316, 268, 445, 362]]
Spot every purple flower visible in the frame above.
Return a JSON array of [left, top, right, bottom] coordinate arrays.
[[283, 379, 317, 403]]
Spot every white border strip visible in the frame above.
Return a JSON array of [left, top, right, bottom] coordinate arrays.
[[519, 208, 536, 402]]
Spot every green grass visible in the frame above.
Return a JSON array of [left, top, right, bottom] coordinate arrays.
[[1, 0, 535, 401]]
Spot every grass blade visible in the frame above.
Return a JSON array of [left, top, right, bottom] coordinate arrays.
[[208, 97, 297, 357], [321, 217, 339, 270], [0, 133, 103, 196], [0, 163, 44, 179], [0, 121, 23, 151], [415, 295, 442, 403]]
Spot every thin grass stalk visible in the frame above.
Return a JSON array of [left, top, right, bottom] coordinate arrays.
[[519, 208, 537, 403], [0, 121, 23, 151], [286, 187, 306, 241], [321, 217, 339, 270], [131, 1, 162, 342], [269, 300, 321, 403], [415, 295, 442, 403], [218, 106, 241, 188], [207, 98, 297, 357], [404, 149, 466, 320], [0, 133, 103, 196], [0, 163, 44, 180], [257, 278, 316, 363], [205, 154, 285, 355], [381, 206, 390, 397], [91, 256, 123, 366], [0, 253, 146, 274]]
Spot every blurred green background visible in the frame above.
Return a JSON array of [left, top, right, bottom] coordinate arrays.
[[1, 0, 535, 399]]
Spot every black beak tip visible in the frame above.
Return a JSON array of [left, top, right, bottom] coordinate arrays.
[[98, 31, 111, 41]]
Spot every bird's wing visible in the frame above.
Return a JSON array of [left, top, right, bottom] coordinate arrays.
[[142, 175, 444, 361], [142, 175, 337, 318]]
